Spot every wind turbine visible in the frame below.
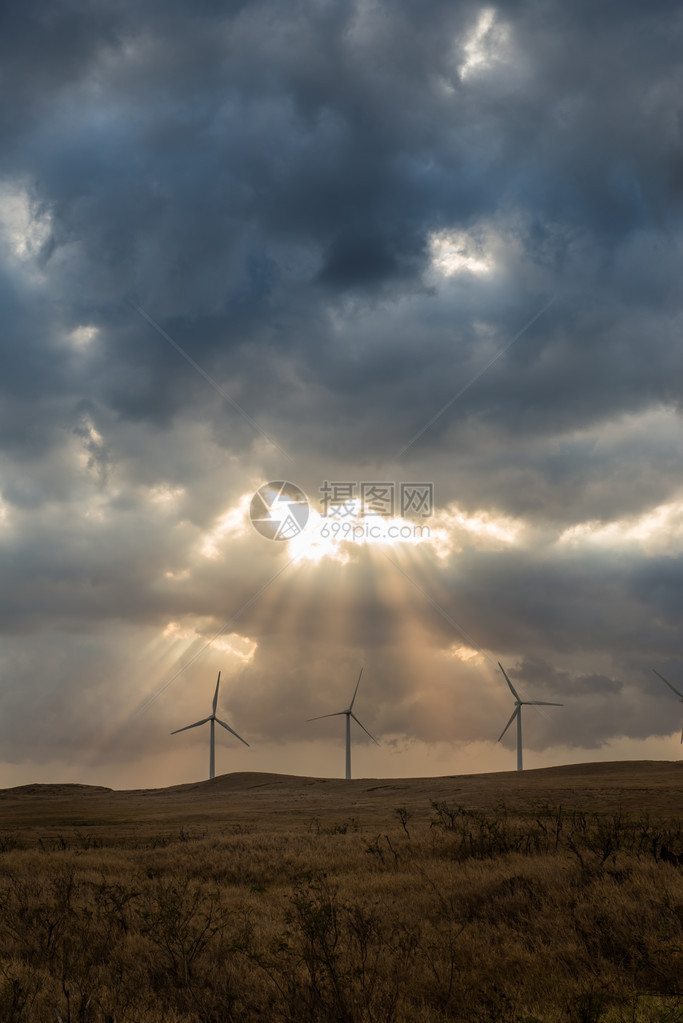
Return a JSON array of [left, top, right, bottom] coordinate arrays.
[[307, 668, 378, 779], [171, 672, 249, 779], [652, 669, 683, 743], [497, 662, 563, 771]]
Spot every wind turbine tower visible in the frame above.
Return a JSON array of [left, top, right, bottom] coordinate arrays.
[[652, 669, 683, 743], [307, 668, 378, 779], [497, 662, 563, 771], [171, 671, 249, 779]]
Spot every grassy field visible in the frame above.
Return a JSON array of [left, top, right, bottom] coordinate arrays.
[[0, 761, 682, 1022]]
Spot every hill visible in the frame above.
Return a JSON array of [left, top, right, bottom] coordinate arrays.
[[1, 760, 681, 835]]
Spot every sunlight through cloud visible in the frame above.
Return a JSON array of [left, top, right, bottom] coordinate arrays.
[[200, 493, 252, 559], [162, 621, 257, 663], [286, 500, 434, 564], [427, 229, 494, 277], [68, 325, 98, 349], [558, 498, 683, 554], [0, 179, 51, 263], [459, 7, 512, 80]]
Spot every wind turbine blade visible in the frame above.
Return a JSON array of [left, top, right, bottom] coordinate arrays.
[[349, 668, 364, 711], [653, 669, 683, 700], [307, 712, 346, 721], [522, 701, 564, 707], [215, 717, 250, 747], [497, 708, 518, 743], [498, 662, 520, 701], [350, 712, 379, 745], [171, 717, 211, 735], [212, 671, 221, 715]]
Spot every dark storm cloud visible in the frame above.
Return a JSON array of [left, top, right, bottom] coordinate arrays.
[[2, 0, 682, 461]]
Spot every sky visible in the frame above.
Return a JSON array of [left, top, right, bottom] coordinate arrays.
[[1, 0, 682, 788]]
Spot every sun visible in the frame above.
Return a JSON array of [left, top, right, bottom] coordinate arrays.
[[285, 499, 434, 564]]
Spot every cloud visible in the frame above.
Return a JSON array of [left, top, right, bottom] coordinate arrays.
[[1, 0, 682, 782]]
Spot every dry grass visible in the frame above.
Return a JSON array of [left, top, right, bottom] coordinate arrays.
[[0, 763, 682, 1021]]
